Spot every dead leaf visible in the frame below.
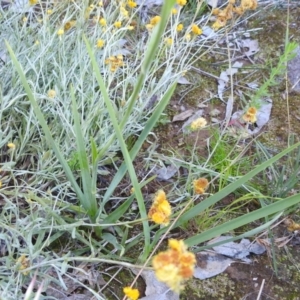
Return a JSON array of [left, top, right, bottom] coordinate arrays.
[[194, 251, 233, 280], [177, 76, 192, 85], [288, 45, 300, 93], [155, 164, 178, 181], [218, 62, 243, 100], [131, 269, 179, 300], [208, 236, 266, 262], [173, 109, 194, 122], [211, 117, 220, 123], [241, 39, 259, 56], [206, 0, 220, 8]]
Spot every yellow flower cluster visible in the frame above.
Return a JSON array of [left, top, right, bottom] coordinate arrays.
[[146, 16, 161, 31], [96, 39, 105, 48], [47, 89, 56, 98], [165, 37, 173, 46], [99, 18, 107, 26], [57, 29, 64, 36], [193, 178, 209, 194], [64, 20, 76, 31], [191, 24, 202, 36], [242, 106, 257, 123], [114, 20, 122, 28], [16, 254, 30, 275], [7, 142, 16, 149], [148, 190, 171, 226], [177, 0, 187, 6], [212, 0, 257, 30], [105, 55, 124, 72], [190, 117, 207, 130], [177, 23, 184, 32], [127, 0, 137, 8], [284, 218, 300, 232], [152, 239, 196, 293], [123, 287, 139, 300]]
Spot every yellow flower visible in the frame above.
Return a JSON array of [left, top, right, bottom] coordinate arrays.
[[152, 239, 196, 293], [123, 287, 139, 300], [150, 16, 161, 26], [242, 106, 257, 123], [16, 254, 30, 275], [47, 89, 56, 98], [247, 107, 257, 115], [191, 24, 202, 35], [148, 190, 171, 226], [193, 178, 209, 194], [185, 34, 191, 41], [176, 23, 184, 32], [242, 113, 257, 123], [241, 0, 258, 10], [172, 8, 178, 14], [105, 55, 124, 72], [57, 28, 64, 36], [29, 0, 38, 5], [7, 143, 16, 149], [233, 6, 245, 15], [127, 25, 135, 30], [127, 0, 137, 8], [99, 18, 106, 26], [96, 39, 105, 48], [114, 21, 122, 28], [120, 7, 129, 17], [46, 9, 53, 15], [64, 20, 76, 31], [212, 17, 227, 30], [212, 8, 220, 15], [146, 24, 154, 31], [165, 37, 173, 46], [177, 0, 187, 6], [190, 117, 207, 130]]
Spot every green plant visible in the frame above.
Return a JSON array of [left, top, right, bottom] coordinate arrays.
[[2, 0, 300, 299]]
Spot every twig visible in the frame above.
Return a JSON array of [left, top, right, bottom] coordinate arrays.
[[256, 278, 265, 300], [190, 66, 220, 81]]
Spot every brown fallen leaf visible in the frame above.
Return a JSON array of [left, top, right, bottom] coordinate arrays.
[[172, 109, 194, 122]]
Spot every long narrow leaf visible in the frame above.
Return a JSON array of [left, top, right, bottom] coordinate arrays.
[[185, 191, 300, 246], [101, 83, 177, 209], [70, 86, 98, 219], [190, 213, 282, 251]]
